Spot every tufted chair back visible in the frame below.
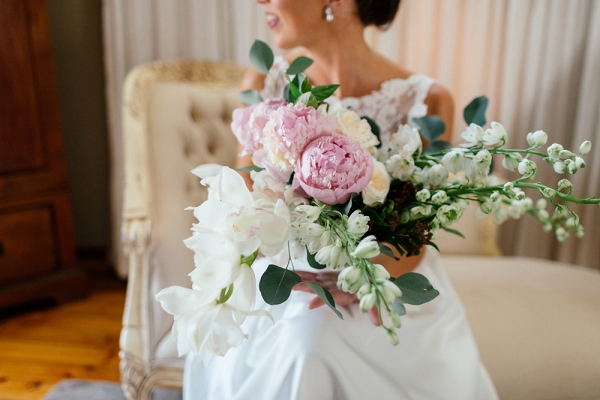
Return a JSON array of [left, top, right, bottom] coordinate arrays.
[[119, 60, 244, 400]]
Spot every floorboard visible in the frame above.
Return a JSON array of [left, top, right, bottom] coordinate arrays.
[[0, 260, 126, 400]]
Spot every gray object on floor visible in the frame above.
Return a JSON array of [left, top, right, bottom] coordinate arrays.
[[43, 379, 182, 400]]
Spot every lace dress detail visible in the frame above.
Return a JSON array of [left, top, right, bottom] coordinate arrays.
[[261, 56, 434, 147]]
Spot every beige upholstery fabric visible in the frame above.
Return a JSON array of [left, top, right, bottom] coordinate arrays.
[[444, 255, 600, 400], [119, 60, 599, 399], [119, 60, 243, 400]]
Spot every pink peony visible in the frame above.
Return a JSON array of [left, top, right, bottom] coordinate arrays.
[[293, 133, 373, 205], [258, 103, 338, 178], [231, 98, 287, 156]]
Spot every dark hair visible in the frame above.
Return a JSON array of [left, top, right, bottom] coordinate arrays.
[[355, 0, 401, 29]]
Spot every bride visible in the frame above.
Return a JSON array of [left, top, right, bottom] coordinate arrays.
[[184, 0, 499, 399]]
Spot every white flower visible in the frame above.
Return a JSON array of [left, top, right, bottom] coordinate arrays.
[[351, 235, 380, 259], [372, 263, 390, 280], [347, 210, 370, 238], [559, 150, 576, 159], [553, 161, 567, 174], [479, 200, 493, 215], [492, 208, 508, 224], [423, 164, 448, 187], [359, 292, 376, 313], [334, 109, 380, 152], [379, 280, 402, 304], [575, 156, 586, 169], [431, 191, 448, 205], [251, 169, 285, 202], [555, 227, 569, 242], [541, 187, 556, 198], [490, 191, 501, 202], [416, 189, 431, 202], [337, 266, 365, 293], [483, 122, 507, 146], [441, 148, 468, 173], [501, 153, 523, 172], [526, 130, 548, 148], [536, 198, 547, 210], [386, 329, 399, 345], [567, 160, 578, 174], [557, 179, 573, 192], [466, 149, 492, 181], [156, 266, 267, 362], [387, 125, 422, 156], [295, 204, 322, 222], [363, 158, 391, 206], [579, 141, 592, 156], [517, 159, 537, 178], [385, 151, 415, 180], [575, 225, 585, 238], [410, 205, 433, 219], [508, 198, 532, 219], [461, 124, 485, 147], [547, 143, 564, 161], [436, 203, 462, 226], [537, 209, 550, 221], [315, 242, 349, 269]]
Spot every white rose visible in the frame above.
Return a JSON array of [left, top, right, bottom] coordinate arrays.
[[362, 159, 391, 206], [335, 109, 380, 152]]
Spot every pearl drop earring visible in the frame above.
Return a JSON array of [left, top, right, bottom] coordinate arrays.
[[325, 6, 334, 22]]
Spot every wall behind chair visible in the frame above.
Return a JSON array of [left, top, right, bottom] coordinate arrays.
[[47, 0, 110, 257]]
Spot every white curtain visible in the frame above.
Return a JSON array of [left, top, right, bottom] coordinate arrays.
[[104, 0, 600, 274]]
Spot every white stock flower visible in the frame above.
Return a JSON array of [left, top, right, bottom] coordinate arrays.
[[492, 207, 508, 224], [501, 153, 523, 172], [337, 266, 365, 293], [559, 150, 576, 159], [555, 227, 569, 242], [553, 161, 567, 174], [575, 225, 585, 238], [517, 159, 537, 178], [461, 124, 485, 147], [334, 109, 380, 152], [431, 191, 449, 205], [359, 291, 376, 313], [372, 263, 391, 280], [575, 156, 586, 169], [466, 149, 492, 181], [423, 164, 449, 187], [547, 143, 564, 161], [315, 242, 349, 269], [410, 205, 433, 219], [579, 141, 592, 156], [483, 122, 507, 146], [416, 189, 431, 202], [351, 235, 380, 259], [436, 203, 462, 226], [526, 130, 548, 148], [362, 158, 391, 206], [347, 210, 370, 238], [508, 198, 532, 219], [388, 125, 422, 156], [441, 148, 468, 173], [557, 179, 574, 192], [385, 151, 415, 181], [379, 280, 402, 304]]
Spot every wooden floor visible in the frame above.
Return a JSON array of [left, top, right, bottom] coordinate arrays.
[[0, 261, 127, 400]]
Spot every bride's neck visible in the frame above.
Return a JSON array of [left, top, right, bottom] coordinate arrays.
[[301, 28, 375, 98]]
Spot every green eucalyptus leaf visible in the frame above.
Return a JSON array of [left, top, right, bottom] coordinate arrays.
[[283, 84, 294, 103], [391, 298, 407, 316], [259, 265, 302, 305], [235, 165, 265, 173], [424, 140, 451, 155], [427, 241, 440, 252], [306, 248, 326, 270], [363, 207, 389, 227], [440, 226, 465, 238], [463, 96, 489, 126], [297, 92, 319, 108], [393, 272, 439, 305], [311, 84, 340, 101], [361, 116, 381, 148], [238, 89, 263, 106], [289, 82, 301, 99], [286, 56, 314, 75], [305, 281, 343, 319], [249, 40, 274, 74], [379, 244, 399, 260], [301, 76, 312, 93], [413, 116, 446, 142]]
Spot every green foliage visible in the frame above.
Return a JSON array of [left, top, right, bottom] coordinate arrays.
[[463, 96, 489, 126], [297, 92, 319, 108], [424, 140, 451, 155], [440, 226, 466, 238], [361, 116, 382, 148], [235, 165, 265, 173], [413, 116, 446, 142], [391, 298, 407, 316], [378, 244, 399, 260], [286, 56, 313, 75], [306, 248, 326, 270], [393, 272, 440, 305], [259, 265, 302, 305], [238, 89, 263, 106], [249, 40, 274, 74], [305, 282, 343, 319], [311, 84, 340, 101]]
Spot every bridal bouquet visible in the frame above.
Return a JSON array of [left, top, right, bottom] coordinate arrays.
[[156, 41, 599, 364]]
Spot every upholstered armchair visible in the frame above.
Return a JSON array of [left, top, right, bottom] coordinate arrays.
[[118, 59, 244, 399], [118, 60, 600, 400]]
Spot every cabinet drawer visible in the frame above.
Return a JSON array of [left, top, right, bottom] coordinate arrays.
[[0, 206, 59, 285]]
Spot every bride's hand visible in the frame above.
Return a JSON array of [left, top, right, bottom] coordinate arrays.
[[292, 271, 380, 326]]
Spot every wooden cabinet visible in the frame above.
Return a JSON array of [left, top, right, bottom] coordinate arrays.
[[0, 0, 87, 309]]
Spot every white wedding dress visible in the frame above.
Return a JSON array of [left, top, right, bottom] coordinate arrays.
[[183, 57, 499, 400]]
